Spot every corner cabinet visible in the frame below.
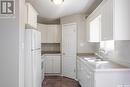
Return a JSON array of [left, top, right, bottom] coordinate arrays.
[[46, 25, 61, 43], [38, 24, 61, 43], [25, 3, 38, 29], [86, 0, 130, 41]]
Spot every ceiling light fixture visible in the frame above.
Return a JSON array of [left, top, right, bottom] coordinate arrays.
[[51, 0, 64, 5]]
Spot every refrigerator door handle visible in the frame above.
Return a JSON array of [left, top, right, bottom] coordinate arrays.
[[31, 48, 41, 51]]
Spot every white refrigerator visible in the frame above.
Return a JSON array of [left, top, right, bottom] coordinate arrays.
[[24, 29, 41, 87]]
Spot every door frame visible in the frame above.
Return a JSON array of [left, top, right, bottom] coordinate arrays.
[[61, 23, 78, 80]]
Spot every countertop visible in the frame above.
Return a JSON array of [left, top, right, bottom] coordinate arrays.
[[77, 53, 130, 72], [41, 51, 61, 55], [41, 51, 61, 56], [77, 53, 97, 57]]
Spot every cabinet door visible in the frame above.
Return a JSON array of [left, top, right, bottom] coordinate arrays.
[[45, 56, 53, 73], [52, 25, 57, 43], [114, 0, 130, 40], [46, 25, 61, 43], [89, 15, 101, 42], [41, 28, 48, 43], [38, 24, 48, 43], [53, 25, 61, 43], [46, 25, 54, 43], [52, 56, 61, 73], [38, 24, 61, 43], [101, 0, 113, 41], [26, 3, 38, 28]]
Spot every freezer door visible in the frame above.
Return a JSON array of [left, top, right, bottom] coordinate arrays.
[[36, 31, 41, 49], [31, 29, 41, 50]]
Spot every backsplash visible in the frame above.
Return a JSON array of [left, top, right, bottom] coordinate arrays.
[[96, 40, 130, 67], [113, 40, 130, 67], [96, 40, 114, 60], [41, 43, 61, 52]]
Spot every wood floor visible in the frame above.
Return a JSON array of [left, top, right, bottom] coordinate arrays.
[[42, 76, 81, 87]]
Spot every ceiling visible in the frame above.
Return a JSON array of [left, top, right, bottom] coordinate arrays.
[[27, 0, 103, 22]]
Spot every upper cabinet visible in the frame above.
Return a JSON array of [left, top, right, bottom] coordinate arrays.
[[101, 0, 113, 41], [38, 24, 61, 43], [37, 24, 47, 43], [25, 3, 38, 29], [47, 25, 61, 43], [86, 0, 130, 42], [113, 0, 130, 40], [86, 3, 102, 42], [87, 15, 101, 42]]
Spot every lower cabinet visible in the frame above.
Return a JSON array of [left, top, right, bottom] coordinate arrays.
[[77, 58, 94, 87], [77, 57, 130, 87], [44, 55, 61, 74]]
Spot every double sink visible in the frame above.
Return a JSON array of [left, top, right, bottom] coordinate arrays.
[[83, 57, 110, 68]]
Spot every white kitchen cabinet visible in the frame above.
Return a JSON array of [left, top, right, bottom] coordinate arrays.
[[38, 24, 61, 43], [45, 56, 53, 73], [87, 0, 130, 41], [52, 56, 61, 73], [86, 3, 102, 42], [102, 0, 130, 40], [46, 25, 61, 43], [25, 3, 38, 29], [77, 58, 94, 87], [37, 24, 48, 43], [88, 15, 101, 42], [114, 0, 130, 40], [44, 55, 61, 74], [77, 57, 130, 87], [101, 0, 113, 41]]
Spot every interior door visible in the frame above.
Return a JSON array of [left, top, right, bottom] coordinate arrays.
[[62, 23, 77, 79]]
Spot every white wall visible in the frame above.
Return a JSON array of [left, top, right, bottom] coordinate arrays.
[[60, 14, 98, 53], [0, 0, 25, 87]]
